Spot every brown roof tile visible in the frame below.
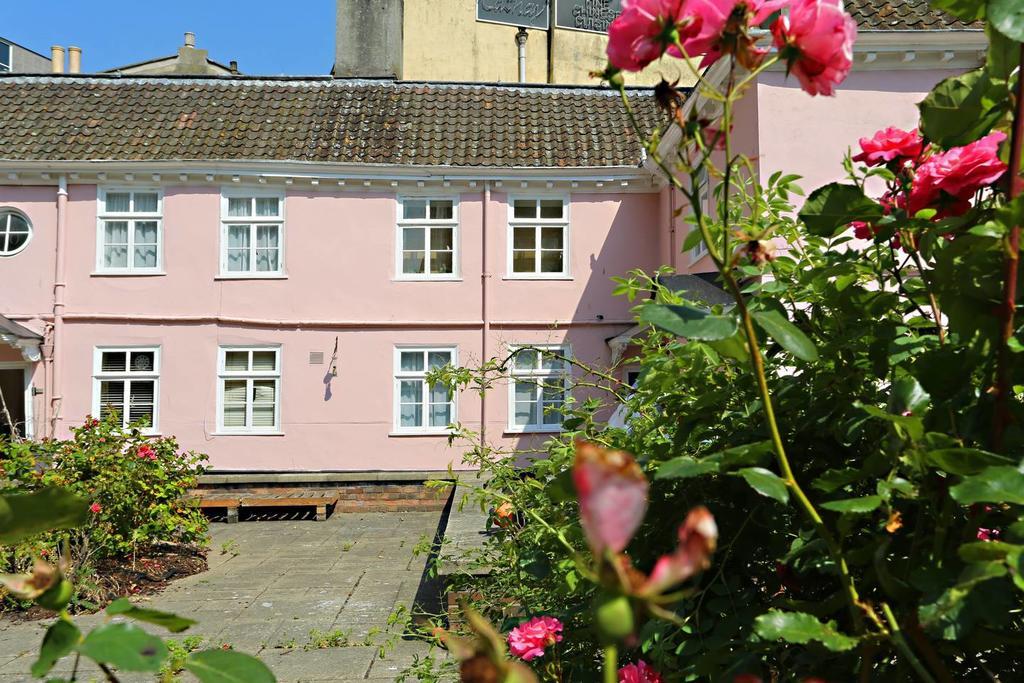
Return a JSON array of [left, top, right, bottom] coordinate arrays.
[[0, 76, 662, 168], [848, 0, 984, 31]]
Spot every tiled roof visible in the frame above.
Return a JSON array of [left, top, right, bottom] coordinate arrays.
[[0, 76, 661, 168], [848, 0, 984, 31]]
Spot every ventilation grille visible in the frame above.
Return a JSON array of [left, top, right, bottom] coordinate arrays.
[[309, 351, 324, 365]]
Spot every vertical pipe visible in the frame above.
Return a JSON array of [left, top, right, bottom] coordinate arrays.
[[51, 176, 68, 437], [480, 181, 491, 443], [515, 29, 528, 83], [42, 324, 53, 436], [546, 0, 555, 83]]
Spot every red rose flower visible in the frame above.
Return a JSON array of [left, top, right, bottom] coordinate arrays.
[[852, 127, 924, 167], [908, 132, 1007, 218]]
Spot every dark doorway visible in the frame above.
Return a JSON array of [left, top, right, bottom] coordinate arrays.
[[0, 368, 26, 438]]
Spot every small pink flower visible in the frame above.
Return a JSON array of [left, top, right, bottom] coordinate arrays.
[[850, 220, 874, 240], [771, 0, 857, 96], [507, 616, 564, 662], [977, 527, 1001, 542], [89, 502, 102, 514], [733, 676, 763, 683], [908, 132, 1008, 217], [573, 440, 649, 556], [639, 506, 718, 596], [852, 127, 924, 167], [607, 0, 693, 72], [136, 444, 158, 461], [681, 0, 786, 69], [619, 659, 664, 683]]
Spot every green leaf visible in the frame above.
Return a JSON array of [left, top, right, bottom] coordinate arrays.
[[986, 23, 1019, 81], [958, 541, 1019, 562], [929, 0, 985, 21], [707, 329, 750, 362], [705, 440, 775, 469], [950, 466, 1024, 505], [32, 620, 81, 678], [754, 610, 858, 651], [736, 467, 789, 503], [859, 404, 925, 442], [821, 495, 883, 514], [0, 488, 90, 545], [924, 448, 1014, 476], [889, 376, 930, 416], [76, 623, 168, 672], [640, 303, 739, 341], [1008, 548, 1024, 592], [812, 468, 864, 493], [656, 456, 719, 480], [106, 598, 197, 633], [798, 183, 883, 237], [990, 0, 1024, 41], [919, 68, 1009, 147], [185, 649, 276, 683], [751, 310, 818, 362]]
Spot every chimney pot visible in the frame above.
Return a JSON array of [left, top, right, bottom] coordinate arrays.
[[229, 60, 239, 74], [68, 46, 81, 74], [184, 32, 196, 48], [50, 46, 65, 73]]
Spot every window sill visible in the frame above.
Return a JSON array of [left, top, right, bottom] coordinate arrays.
[[503, 275, 573, 281], [214, 274, 288, 280], [91, 271, 167, 277], [504, 426, 563, 435], [392, 277, 463, 282], [389, 430, 454, 437], [210, 431, 286, 436]]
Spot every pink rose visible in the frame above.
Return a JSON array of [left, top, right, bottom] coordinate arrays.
[[852, 127, 924, 167], [136, 444, 158, 461], [771, 0, 857, 96], [89, 502, 102, 514], [607, 0, 692, 72], [573, 440, 649, 556], [639, 506, 718, 596], [850, 220, 874, 240], [977, 527, 1001, 542], [681, 0, 786, 69], [619, 659, 665, 683], [908, 132, 1008, 217], [507, 616, 564, 661]]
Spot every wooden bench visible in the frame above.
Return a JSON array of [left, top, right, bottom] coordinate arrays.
[[194, 489, 339, 523]]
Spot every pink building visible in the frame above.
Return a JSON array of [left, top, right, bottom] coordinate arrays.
[[0, 2, 984, 474]]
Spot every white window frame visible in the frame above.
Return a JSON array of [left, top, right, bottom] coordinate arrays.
[[506, 344, 571, 433], [218, 189, 286, 278], [395, 196, 460, 280], [392, 346, 458, 435], [95, 187, 164, 274], [216, 346, 282, 434], [0, 209, 33, 256], [0, 41, 11, 72], [91, 346, 161, 434], [506, 196, 571, 279]]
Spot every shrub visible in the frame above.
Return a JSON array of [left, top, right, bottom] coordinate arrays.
[[1, 414, 208, 592]]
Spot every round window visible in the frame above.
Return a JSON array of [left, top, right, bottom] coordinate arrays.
[[0, 210, 32, 256]]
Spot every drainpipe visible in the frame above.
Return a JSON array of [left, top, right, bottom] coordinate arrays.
[[480, 181, 491, 443], [515, 29, 528, 83], [41, 324, 53, 437], [546, 1, 555, 83], [51, 176, 68, 437]]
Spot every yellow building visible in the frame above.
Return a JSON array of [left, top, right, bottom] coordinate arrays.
[[335, 0, 691, 86]]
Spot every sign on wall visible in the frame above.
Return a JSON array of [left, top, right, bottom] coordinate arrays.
[[477, 0, 550, 30], [475, 0, 624, 34], [555, 0, 623, 33]]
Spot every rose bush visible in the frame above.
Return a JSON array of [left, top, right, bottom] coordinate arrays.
[[420, 1, 1024, 681], [1, 414, 208, 608]]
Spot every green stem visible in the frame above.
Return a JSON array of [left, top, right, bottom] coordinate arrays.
[[603, 643, 618, 683], [881, 603, 938, 683]]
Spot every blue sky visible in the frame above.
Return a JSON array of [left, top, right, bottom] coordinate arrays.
[[1, 1, 335, 74]]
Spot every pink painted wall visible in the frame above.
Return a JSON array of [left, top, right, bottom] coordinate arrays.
[[754, 68, 966, 201], [1, 184, 661, 470]]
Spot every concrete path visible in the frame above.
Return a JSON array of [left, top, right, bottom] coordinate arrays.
[[0, 511, 448, 682]]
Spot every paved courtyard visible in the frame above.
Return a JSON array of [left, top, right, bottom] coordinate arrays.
[[0, 511, 449, 682]]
